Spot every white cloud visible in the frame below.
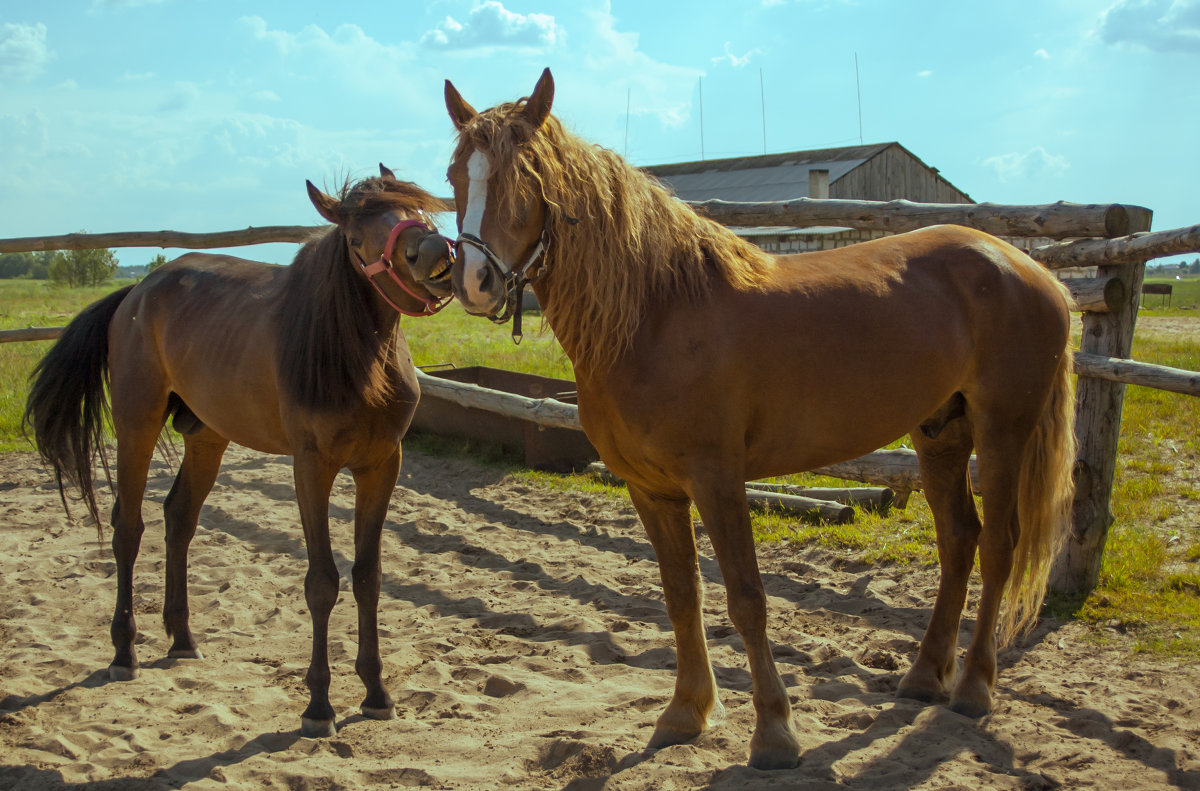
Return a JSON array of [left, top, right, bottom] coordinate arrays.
[[981, 146, 1070, 182], [1034, 48, 1051, 59], [576, 6, 702, 129], [1096, 0, 1200, 53], [0, 22, 51, 81], [712, 42, 762, 68], [917, 69, 933, 77], [421, 1, 560, 52]]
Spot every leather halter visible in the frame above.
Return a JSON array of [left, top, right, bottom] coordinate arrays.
[[455, 217, 554, 343], [355, 218, 453, 317]]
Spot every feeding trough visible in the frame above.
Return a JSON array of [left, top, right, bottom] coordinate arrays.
[[411, 366, 598, 472]]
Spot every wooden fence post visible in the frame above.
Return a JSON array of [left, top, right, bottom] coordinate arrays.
[[1051, 234, 1151, 594]]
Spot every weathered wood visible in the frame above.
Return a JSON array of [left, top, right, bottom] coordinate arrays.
[[414, 369, 582, 431], [0, 327, 65, 344], [1074, 351, 1200, 397], [744, 489, 855, 524], [809, 448, 980, 494], [745, 482, 895, 514], [586, 462, 855, 523], [1062, 276, 1126, 313], [686, 198, 1151, 240], [1053, 256, 1149, 594], [0, 226, 326, 254], [1032, 223, 1200, 268]]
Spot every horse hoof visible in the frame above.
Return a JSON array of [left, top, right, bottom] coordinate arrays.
[[949, 698, 990, 719], [748, 744, 801, 771], [748, 724, 802, 771], [108, 664, 138, 681], [300, 717, 337, 738], [361, 705, 396, 721], [647, 724, 699, 750], [167, 648, 203, 660], [896, 685, 937, 704]]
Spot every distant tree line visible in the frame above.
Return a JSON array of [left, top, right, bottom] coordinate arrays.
[[0, 236, 125, 287]]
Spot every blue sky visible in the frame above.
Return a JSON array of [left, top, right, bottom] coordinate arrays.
[[2, 0, 1198, 269]]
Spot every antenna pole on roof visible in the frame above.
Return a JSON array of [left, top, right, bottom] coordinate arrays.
[[855, 53, 863, 145], [760, 68, 767, 154], [698, 75, 705, 160], [624, 86, 631, 158]]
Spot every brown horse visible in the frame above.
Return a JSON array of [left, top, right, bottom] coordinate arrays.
[[24, 166, 451, 738], [436, 69, 1076, 769]]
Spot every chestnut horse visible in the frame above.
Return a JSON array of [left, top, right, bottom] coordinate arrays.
[[24, 167, 451, 737], [435, 70, 1076, 769]]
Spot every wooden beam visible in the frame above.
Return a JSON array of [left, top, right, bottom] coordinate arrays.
[[1074, 352, 1200, 397], [686, 198, 1151, 240], [1052, 207, 1152, 595], [1032, 223, 1200, 268], [0, 226, 327, 254], [1062, 276, 1127, 313], [414, 369, 582, 431], [0, 327, 65, 344]]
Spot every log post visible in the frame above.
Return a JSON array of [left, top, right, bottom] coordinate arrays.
[[1051, 213, 1153, 594]]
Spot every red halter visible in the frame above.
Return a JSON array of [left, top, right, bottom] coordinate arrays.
[[358, 219, 453, 317]]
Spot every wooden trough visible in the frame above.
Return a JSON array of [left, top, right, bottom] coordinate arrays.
[[411, 366, 598, 472]]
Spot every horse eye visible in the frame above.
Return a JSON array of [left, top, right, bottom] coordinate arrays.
[[348, 238, 363, 248]]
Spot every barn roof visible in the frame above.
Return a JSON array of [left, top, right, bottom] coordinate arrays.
[[641, 142, 971, 203]]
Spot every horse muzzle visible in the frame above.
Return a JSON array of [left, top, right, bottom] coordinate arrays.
[[407, 232, 455, 299], [451, 237, 512, 318]]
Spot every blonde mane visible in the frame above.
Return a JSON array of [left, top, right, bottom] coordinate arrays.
[[454, 99, 775, 374]]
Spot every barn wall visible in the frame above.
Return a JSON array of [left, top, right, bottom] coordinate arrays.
[[832, 146, 972, 204]]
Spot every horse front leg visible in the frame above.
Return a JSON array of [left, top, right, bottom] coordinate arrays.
[[626, 483, 723, 748], [350, 450, 401, 721], [293, 453, 341, 737], [690, 475, 800, 770]]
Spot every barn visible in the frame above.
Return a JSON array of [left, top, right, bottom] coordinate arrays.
[[642, 142, 975, 254]]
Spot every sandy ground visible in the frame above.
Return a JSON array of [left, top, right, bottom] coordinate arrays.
[[2, 444, 1198, 790]]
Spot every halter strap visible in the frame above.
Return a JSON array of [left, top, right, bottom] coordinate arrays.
[[455, 220, 552, 343], [357, 218, 453, 317]]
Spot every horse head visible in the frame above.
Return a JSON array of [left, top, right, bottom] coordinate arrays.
[[443, 68, 556, 318], [306, 165, 454, 316]]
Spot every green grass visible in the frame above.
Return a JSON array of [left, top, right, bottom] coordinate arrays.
[[1137, 274, 1200, 317], [4, 277, 1199, 658], [0, 279, 139, 452]]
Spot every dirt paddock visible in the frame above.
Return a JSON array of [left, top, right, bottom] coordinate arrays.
[[1, 445, 1197, 789]]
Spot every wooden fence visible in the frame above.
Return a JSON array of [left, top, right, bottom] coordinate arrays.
[[3, 199, 1199, 597]]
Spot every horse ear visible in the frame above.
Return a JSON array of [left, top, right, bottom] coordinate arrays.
[[445, 79, 477, 130], [522, 67, 554, 130], [306, 180, 342, 225], [379, 163, 396, 180]]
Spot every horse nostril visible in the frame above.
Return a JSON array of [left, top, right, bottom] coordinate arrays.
[[476, 264, 495, 292]]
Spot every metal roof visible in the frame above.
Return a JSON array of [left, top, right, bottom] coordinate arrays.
[[640, 142, 971, 203]]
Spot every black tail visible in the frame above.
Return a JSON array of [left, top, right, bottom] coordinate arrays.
[[24, 285, 134, 533]]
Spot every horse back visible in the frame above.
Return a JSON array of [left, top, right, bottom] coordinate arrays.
[[576, 225, 1072, 487]]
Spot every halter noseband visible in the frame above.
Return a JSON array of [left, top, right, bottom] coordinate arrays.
[[455, 215, 559, 343], [356, 218, 453, 318]]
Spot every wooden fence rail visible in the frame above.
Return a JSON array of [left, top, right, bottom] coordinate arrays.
[[0, 226, 325, 254], [1, 194, 1197, 598]]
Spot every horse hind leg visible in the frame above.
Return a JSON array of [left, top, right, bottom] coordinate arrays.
[[162, 425, 229, 659], [898, 414, 979, 704], [950, 408, 1039, 718], [107, 384, 170, 681]]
